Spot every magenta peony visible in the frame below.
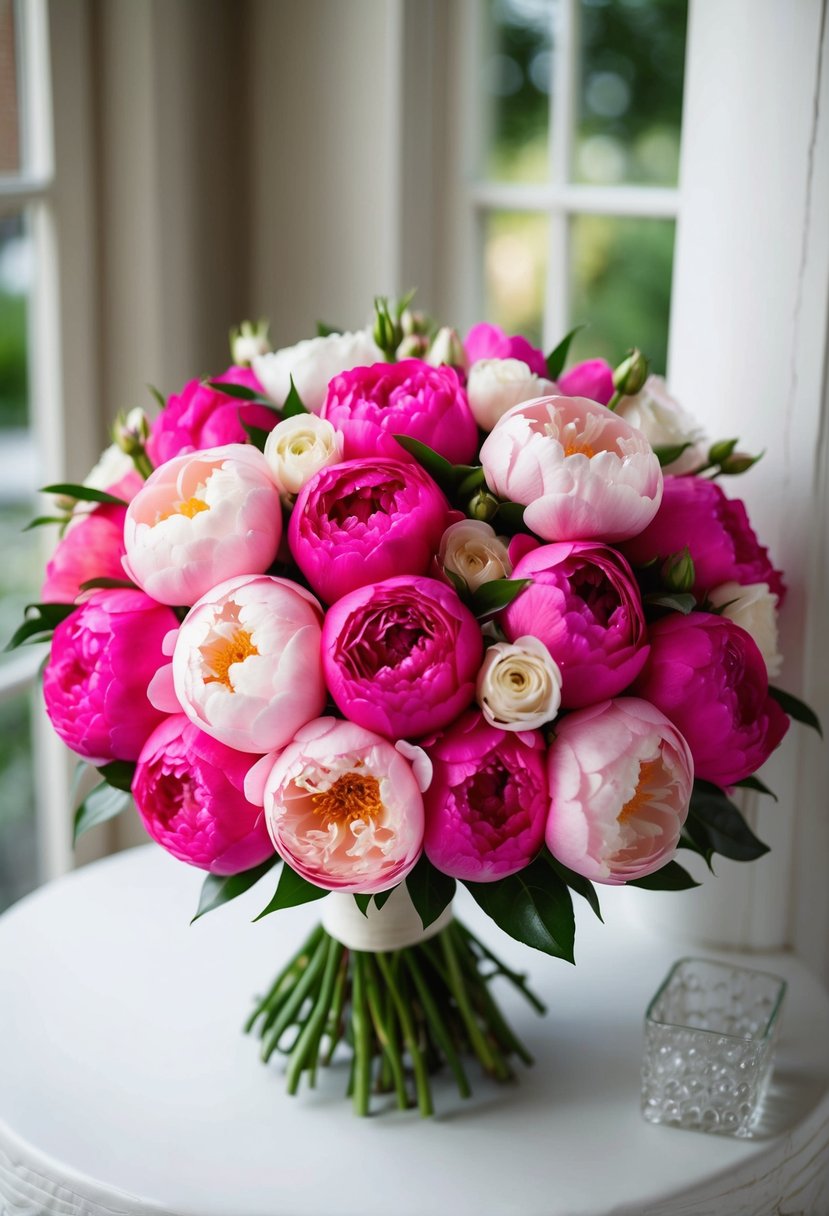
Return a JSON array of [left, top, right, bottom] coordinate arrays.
[[133, 715, 275, 874], [557, 358, 614, 405], [463, 322, 548, 379], [43, 589, 178, 763], [502, 541, 649, 708], [633, 613, 789, 786], [621, 475, 785, 601], [321, 359, 478, 464], [479, 395, 663, 542], [546, 697, 693, 885], [322, 575, 483, 739], [423, 711, 548, 882], [146, 367, 277, 466], [288, 457, 449, 604], [260, 717, 425, 894], [41, 503, 128, 604], [123, 444, 283, 606]]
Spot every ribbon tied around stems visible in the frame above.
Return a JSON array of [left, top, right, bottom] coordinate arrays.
[[322, 883, 453, 951]]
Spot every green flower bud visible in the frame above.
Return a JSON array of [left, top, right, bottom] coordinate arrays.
[[661, 547, 696, 594], [426, 326, 467, 370], [372, 297, 402, 357], [400, 308, 430, 338], [720, 451, 762, 475], [612, 348, 649, 396], [468, 489, 499, 522], [113, 407, 150, 455], [396, 333, 430, 360], [707, 437, 738, 465], [230, 319, 271, 366]]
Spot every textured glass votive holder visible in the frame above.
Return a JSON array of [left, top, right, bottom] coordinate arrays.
[[641, 957, 786, 1137]]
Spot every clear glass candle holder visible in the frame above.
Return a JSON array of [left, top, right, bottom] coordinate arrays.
[[641, 957, 786, 1137]]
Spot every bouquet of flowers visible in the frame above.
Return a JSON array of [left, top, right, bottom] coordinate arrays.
[[12, 297, 819, 1117]]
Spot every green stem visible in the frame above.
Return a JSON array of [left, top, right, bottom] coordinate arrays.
[[260, 934, 328, 1063], [456, 923, 547, 1015], [245, 924, 325, 1033], [322, 948, 350, 1065], [405, 949, 471, 1098], [440, 928, 509, 1080], [363, 954, 409, 1110], [285, 938, 344, 1095], [375, 951, 434, 1117], [351, 953, 373, 1117]]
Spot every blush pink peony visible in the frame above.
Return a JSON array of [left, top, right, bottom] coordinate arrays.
[[632, 612, 789, 787], [146, 367, 277, 466], [322, 575, 483, 739], [260, 717, 425, 894], [557, 358, 614, 406], [43, 589, 178, 763], [463, 322, 548, 379], [321, 359, 478, 464], [501, 541, 649, 708], [288, 457, 449, 605], [546, 697, 694, 885], [479, 395, 663, 543], [133, 715, 275, 874], [423, 711, 548, 882]]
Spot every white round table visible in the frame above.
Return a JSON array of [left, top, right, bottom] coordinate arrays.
[[1, 846, 828, 1216]]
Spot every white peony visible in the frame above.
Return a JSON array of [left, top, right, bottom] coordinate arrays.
[[616, 375, 707, 474], [707, 581, 783, 677], [476, 635, 563, 731], [439, 519, 511, 592], [466, 357, 557, 432], [253, 330, 383, 413], [263, 414, 344, 501]]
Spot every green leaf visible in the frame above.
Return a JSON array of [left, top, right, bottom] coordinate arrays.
[[627, 861, 700, 890], [678, 827, 715, 871], [281, 375, 309, 419], [78, 577, 138, 592], [22, 515, 69, 531], [147, 384, 167, 411], [732, 775, 778, 802], [391, 434, 458, 494], [240, 419, 271, 452], [405, 855, 456, 929], [73, 782, 132, 844], [373, 886, 396, 911], [464, 859, 575, 961], [545, 324, 586, 381], [687, 780, 770, 861], [97, 760, 136, 792], [5, 602, 76, 651], [352, 893, 372, 916], [206, 380, 279, 411], [469, 578, 531, 619], [41, 483, 129, 506], [644, 592, 697, 615], [493, 500, 526, 532], [544, 852, 602, 921], [768, 686, 823, 737], [653, 441, 692, 467], [253, 863, 328, 919], [191, 856, 280, 924], [316, 321, 342, 337]]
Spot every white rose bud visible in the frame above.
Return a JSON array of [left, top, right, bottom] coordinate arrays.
[[439, 519, 511, 592], [263, 414, 344, 501], [253, 329, 383, 413], [707, 581, 783, 678], [467, 358, 557, 432], [616, 376, 707, 474], [231, 320, 271, 366], [426, 326, 467, 370], [476, 636, 563, 732]]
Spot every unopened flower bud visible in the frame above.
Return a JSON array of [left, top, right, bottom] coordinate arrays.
[[720, 451, 762, 475], [231, 319, 271, 366], [372, 297, 402, 357], [113, 407, 150, 455], [612, 348, 649, 397], [396, 333, 430, 360], [468, 489, 499, 522], [661, 547, 695, 593], [707, 437, 738, 465], [426, 326, 467, 370], [400, 308, 430, 338]]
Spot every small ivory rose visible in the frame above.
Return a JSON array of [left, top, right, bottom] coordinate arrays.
[[439, 520, 511, 592], [253, 329, 383, 413], [263, 414, 344, 500], [476, 636, 562, 731], [466, 358, 557, 432], [616, 376, 707, 474], [708, 581, 782, 677]]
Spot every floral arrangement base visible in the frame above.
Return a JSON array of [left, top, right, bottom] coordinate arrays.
[[245, 916, 544, 1116]]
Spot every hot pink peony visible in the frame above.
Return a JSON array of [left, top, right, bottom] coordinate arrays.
[[260, 717, 425, 894], [146, 367, 277, 466], [546, 697, 694, 885], [123, 444, 283, 606], [558, 358, 614, 406], [42, 589, 177, 763], [288, 457, 449, 605], [423, 711, 547, 882], [133, 715, 275, 874], [479, 395, 663, 543], [621, 475, 785, 601], [632, 612, 789, 787], [463, 322, 548, 379], [321, 359, 478, 464], [41, 503, 128, 603], [322, 575, 483, 739], [501, 542, 649, 708]]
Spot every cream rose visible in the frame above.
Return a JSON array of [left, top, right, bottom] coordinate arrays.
[[466, 358, 557, 432], [476, 635, 562, 731], [707, 581, 783, 677], [439, 520, 511, 593], [253, 329, 383, 413], [263, 414, 344, 500], [616, 375, 707, 474]]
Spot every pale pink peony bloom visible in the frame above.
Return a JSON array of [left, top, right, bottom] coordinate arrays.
[[423, 711, 548, 882], [558, 358, 614, 406], [133, 715, 275, 874], [261, 717, 425, 894], [322, 575, 483, 739], [288, 457, 449, 605], [154, 574, 326, 755], [479, 394, 663, 543], [123, 444, 283, 606], [253, 330, 383, 413], [43, 589, 178, 763], [465, 358, 556, 433], [146, 367, 276, 466], [546, 697, 694, 885]]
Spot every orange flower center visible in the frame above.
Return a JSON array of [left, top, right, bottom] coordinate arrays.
[[618, 758, 660, 823], [563, 439, 596, 458], [202, 629, 259, 690], [156, 495, 210, 523], [311, 772, 384, 828]]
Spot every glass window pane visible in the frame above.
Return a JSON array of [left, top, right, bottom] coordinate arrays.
[[569, 214, 675, 373], [483, 209, 549, 348], [0, 690, 37, 911], [575, 0, 687, 186], [0, 0, 22, 175], [480, 0, 554, 183]]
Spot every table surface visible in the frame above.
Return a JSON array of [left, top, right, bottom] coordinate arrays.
[[1, 845, 828, 1216]]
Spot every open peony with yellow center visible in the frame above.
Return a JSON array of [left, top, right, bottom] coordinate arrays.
[[260, 718, 426, 894], [476, 636, 562, 731]]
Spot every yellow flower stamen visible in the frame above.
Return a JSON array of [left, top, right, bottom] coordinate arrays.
[[563, 439, 595, 458], [311, 772, 384, 828], [618, 758, 660, 823], [156, 496, 210, 523], [202, 629, 259, 690]]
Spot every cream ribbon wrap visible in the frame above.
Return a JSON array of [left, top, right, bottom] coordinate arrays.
[[321, 882, 453, 951]]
